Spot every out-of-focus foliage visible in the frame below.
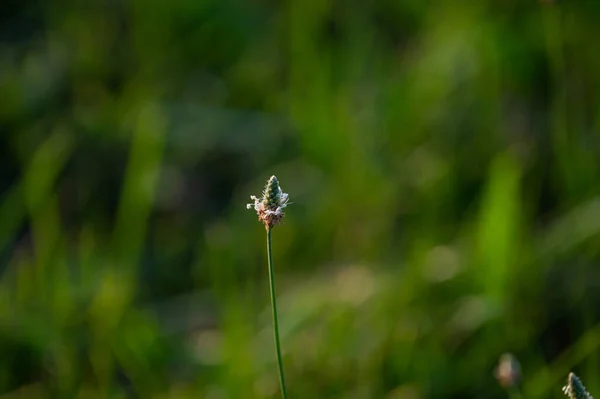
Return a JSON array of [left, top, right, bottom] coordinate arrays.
[[1, 0, 600, 397]]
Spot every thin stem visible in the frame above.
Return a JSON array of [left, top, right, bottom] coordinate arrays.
[[508, 386, 523, 399], [266, 227, 288, 399]]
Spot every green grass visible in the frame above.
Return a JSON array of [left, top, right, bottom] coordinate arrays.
[[1, 0, 600, 397]]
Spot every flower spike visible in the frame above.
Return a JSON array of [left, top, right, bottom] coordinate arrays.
[[247, 175, 290, 229], [563, 372, 593, 399]]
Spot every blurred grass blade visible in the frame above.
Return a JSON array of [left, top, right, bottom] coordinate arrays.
[[476, 152, 522, 306], [21, 130, 73, 275], [111, 102, 166, 268]]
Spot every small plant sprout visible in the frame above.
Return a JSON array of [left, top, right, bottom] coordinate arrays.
[[563, 372, 593, 399], [247, 175, 290, 399]]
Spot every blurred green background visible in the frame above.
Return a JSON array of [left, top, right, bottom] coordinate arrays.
[[1, 0, 600, 397]]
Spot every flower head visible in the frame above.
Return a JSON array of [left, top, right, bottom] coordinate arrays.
[[494, 353, 521, 389], [563, 372, 593, 399], [247, 175, 290, 229]]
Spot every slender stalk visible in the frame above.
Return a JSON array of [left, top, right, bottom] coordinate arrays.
[[266, 227, 288, 399], [508, 386, 522, 399]]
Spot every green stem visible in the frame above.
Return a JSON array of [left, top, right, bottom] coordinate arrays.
[[508, 386, 522, 399], [267, 227, 288, 399]]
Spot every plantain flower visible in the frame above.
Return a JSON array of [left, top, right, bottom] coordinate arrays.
[[494, 353, 521, 389], [247, 175, 290, 229], [563, 373, 593, 399], [246, 175, 291, 397]]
